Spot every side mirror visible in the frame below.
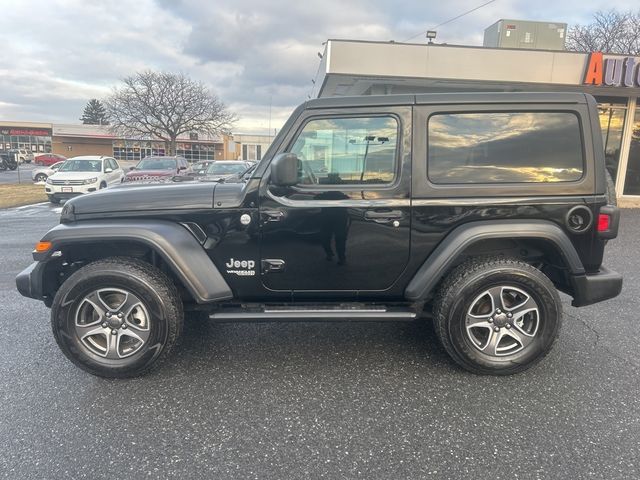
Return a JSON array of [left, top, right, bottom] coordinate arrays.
[[178, 166, 187, 171], [129, 166, 136, 171], [104, 168, 113, 174], [270, 153, 298, 187]]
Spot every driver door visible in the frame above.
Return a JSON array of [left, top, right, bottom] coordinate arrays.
[[259, 108, 412, 297]]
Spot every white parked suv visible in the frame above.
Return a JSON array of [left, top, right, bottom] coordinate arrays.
[[45, 156, 124, 204]]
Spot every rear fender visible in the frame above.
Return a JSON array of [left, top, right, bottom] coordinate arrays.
[[405, 220, 585, 301]]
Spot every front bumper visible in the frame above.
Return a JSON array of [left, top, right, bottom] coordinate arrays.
[[16, 262, 46, 301], [46, 183, 98, 196], [570, 266, 623, 307]]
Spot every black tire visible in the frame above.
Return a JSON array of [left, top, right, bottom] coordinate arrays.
[[47, 195, 60, 204], [51, 257, 183, 378], [35, 173, 47, 182], [8, 163, 17, 170], [605, 170, 617, 206], [433, 257, 561, 375], [99, 181, 107, 189]]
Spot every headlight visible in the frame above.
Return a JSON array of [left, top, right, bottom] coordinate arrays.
[[46, 177, 53, 184], [83, 177, 98, 185]]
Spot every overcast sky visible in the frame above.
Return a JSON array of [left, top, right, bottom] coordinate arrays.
[[0, 0, 637, 133]]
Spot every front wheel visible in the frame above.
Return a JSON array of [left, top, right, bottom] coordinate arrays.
[[51, 257, 183, 378], [35, 173, 47, 182], [433, 257, 561, 375]]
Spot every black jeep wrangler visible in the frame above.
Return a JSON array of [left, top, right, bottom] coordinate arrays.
[[16, 92, 622, 377]]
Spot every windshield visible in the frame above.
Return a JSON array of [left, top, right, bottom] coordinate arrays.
[[136, 157, 177, 170], [59, 159, 102, 172], [207, 163, 246, 175]]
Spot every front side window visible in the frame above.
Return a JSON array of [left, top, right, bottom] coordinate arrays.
[[428, 112, 584, 184], [289, 116, 398, 185]]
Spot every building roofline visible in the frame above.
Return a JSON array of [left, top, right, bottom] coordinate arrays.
[[325, 38, 639, 58]]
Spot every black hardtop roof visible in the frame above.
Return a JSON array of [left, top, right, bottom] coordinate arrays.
[[305, 92, 589, 109]]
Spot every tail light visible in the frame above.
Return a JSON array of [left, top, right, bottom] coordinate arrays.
[[597, 213, 610, 232], [596, 206, 619, 239]]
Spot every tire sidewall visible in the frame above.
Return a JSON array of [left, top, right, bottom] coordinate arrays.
[[52, 268, 172, 376], [446, 268, 561, 373]]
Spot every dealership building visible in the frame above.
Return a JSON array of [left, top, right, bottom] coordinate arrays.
[[316, 37, 640, 205], [0, 122, 247, 162]]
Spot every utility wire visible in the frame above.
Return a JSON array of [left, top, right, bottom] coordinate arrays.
[[403, 0, 497, 42]]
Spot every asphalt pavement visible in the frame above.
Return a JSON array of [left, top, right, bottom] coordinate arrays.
[[0, 204, 639, 479], [0, 162, 35, 184]]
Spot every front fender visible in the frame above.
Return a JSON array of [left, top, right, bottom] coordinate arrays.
[[33, 220, 233, 303], [405, 220, 585, 301]]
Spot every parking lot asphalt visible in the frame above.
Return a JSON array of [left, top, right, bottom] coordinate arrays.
[[0, 204, 639, 479], [0, 163, 35, 184]]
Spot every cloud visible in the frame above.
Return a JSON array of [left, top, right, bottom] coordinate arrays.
[[0, 0, 632, 132]]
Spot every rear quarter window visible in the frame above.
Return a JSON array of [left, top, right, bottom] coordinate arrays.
[[427, 111, 584, 184]]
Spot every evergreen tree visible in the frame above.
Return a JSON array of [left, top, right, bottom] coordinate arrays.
[[80, 99, 109, 125]]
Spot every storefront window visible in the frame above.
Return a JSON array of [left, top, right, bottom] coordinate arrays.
[[597, 102, 627, 183], [112, 139, 214, 162], [623, 106, 640, 196]]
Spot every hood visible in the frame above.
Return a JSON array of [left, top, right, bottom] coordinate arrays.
[[62, 182, 218, 220]]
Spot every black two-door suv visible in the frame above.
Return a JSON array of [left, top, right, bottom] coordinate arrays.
[[16, 92, 622, 377]]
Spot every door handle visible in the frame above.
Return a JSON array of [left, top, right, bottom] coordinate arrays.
[[262, 210, 285, 222], [364, 210, 403, 221], [262, 259, 285, 273]]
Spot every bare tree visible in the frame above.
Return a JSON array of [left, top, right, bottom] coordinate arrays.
[[105, 71, 237, 155], [566, 10, 640, 55]]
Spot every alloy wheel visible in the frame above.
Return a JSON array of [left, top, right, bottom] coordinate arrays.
[[74, 288, 150, 359], [465, 285, 540, 357]]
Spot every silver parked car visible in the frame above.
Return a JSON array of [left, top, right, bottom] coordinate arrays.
[[32, 160, 65, 183]]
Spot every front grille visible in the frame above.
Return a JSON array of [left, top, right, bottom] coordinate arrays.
[[125, 175, 170, 183], [51, 179, 85, 185]]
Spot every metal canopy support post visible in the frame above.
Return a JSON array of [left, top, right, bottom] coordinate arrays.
[[616, 96, 637, 198]]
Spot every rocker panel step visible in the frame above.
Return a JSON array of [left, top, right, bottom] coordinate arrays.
[[209, 307, 417, 321]]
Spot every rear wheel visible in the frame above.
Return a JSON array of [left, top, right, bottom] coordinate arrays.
[[433, 257, 561, 375], [51, 257, 183, 378]]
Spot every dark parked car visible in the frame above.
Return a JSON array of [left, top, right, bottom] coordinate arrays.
[[201, 160, 254, 182], [16, 92, 621, 378], [191, 160, 216, 176], [123, 156, 191, 183], [0, 152, 18, 171]]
